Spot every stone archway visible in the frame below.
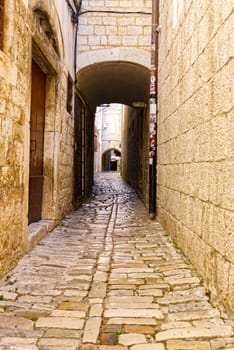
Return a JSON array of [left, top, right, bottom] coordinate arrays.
[[102, 148, 121, 172], [76, 57, 150, 203], [77, 47, 151, 72], [76, 59, 150, 111]]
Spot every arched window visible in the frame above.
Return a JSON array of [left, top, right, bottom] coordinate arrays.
[[0, 0, 4, 50]]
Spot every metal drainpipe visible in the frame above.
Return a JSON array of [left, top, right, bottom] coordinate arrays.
[[74, 0, 82, 83], [149, 0, 159, 219]]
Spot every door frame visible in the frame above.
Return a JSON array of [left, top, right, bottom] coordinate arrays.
[[28, 60, 46, 223], [28, 42, 58, 224]]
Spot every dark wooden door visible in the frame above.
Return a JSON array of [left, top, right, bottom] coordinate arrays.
[[28, 60, 46, 223]]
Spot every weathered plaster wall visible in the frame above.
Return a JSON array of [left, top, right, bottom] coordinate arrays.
[[157, 0, 234, 315]]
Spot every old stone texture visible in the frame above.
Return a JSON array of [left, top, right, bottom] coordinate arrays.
[[0, 0, 78, 279], [118, 333, 146, 346], [77, 0, 152, 55], [157, 0, 234, 315], [0, 0, 30, 277], [0, 173, 233, 349], [35, 317, 85, 329], [0, 0, 88, 276], [130, 345, 165, 350], [124, 325, 155, 334], [0, 5, 234, 350], [156, 326, 233, 341], [83, 317, 102, 343], [166, 339, 211, 350], [99, 332, 118, 345]]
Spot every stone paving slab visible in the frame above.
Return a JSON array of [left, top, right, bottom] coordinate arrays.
[[0, 173, 233, 349]]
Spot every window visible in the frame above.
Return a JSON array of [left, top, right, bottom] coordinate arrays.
[[67, 75, 73, 114], [0, 0, 4, 50]]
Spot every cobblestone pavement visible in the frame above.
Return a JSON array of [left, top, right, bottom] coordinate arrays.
[[0, 172, 233, 350]]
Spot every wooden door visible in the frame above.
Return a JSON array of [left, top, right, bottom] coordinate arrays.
[[28, 60, 46, 223]]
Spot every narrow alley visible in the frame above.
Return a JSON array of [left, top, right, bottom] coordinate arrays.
[[0, 173, 233, 350]]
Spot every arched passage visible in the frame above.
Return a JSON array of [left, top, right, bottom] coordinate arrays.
[[76, 59, 150, 111], [75, 58, 150, 203], [77, 47, 150, 71], [102, 148, 121, 172]]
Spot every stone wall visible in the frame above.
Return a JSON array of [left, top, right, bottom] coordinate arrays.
[[157, 0, 234, 315], [57, 84, 75, 218], [122, 106, 149, 204], [76, 0, 152, 75], [0, 0, 31, 276], [77, 0, 152, 54], [0, 0, 77, 277]]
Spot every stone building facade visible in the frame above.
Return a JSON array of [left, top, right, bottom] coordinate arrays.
[[77, 0, 152, 56], [0, 0, 94, 276], [157, 0, 234, 315]]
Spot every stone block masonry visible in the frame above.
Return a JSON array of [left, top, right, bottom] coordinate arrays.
[[0, 0, 31, 276], [157, 0, 234, 315], [77, 0, 152, 54], [0, 173, 232, 349], [0, 0, 233, 328], [0, 0, 80, 278], [0, 0, 152, 281]]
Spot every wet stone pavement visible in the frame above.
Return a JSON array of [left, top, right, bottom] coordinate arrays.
[[0, 172, 233, 350]]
